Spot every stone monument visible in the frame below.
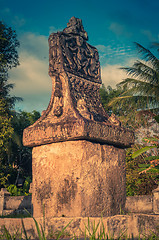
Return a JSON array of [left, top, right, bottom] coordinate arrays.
[[23, 17, 134, 218]]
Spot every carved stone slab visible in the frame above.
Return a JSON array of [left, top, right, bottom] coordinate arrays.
[[23, 17, 134, 148]]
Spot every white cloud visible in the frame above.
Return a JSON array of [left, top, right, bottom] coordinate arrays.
[[96, 43, 135, 67], [19, 33, 49, 60], [97, 44, 134, 58], [9, 51, 52, 112], [9, 32, 52, 112], [101, 64, 127, 88], [10, 52, 51, 94], [101, 57, 137, 88]]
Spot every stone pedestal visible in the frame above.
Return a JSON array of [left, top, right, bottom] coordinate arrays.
[[32, 140, 126, 218]]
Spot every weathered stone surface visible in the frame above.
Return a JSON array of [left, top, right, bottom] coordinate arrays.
[[152, 186, 159, 214], [125, 195, 153, 213], [0, 188, 10, 215], [0, 214, 159, 239], [32, 140, 126, 218], [23, 17, 134, 148]]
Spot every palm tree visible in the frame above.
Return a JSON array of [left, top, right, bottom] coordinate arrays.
[[108, 42, 159, 114]]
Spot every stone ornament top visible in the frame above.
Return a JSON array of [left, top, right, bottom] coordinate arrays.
[[23, 17, 134, 148], [49, 17, 101, 83]]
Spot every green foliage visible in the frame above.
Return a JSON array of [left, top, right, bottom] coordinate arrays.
[[0, 99, 14, 160], [131, 137, 159, 181], [99, 84, 125, 116], [0, 109, 40, 191], [7, 184, 22, 196], [0, 22, 21, 167], [0, 225, 22, 240], [0, 170, 9, 189], [0, 21, 21, 110], [7, 177, 31, 196], [0, 23, 39, 194], [9, 110, 41, 177], [154, 114, 159, 123], [132, 145, 157, 159], [99, 84, 147, 129], [0, 21, 19, 71], [126, 147, 158, 196], [0, 163, 22, 189]]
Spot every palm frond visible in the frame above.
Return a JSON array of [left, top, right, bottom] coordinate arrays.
[[134, 42, 159, 70], [121, 61, 159, 85], [108, 94, 159, 111], [118, 78, 159, 96], [103, 42, 159, 117]]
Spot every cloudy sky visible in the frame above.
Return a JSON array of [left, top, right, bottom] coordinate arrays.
[[1, 0, 159, 112]]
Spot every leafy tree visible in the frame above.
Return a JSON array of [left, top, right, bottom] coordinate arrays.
[[99, 84, 126, 115], [13, 111, 40, 178], [0, 110, 41, 190], [0, 21, 21, 108], [126, 146, 158, 196], [10, 110, 41, 178], [0, 21, 19, 71], [0, 98, 13, 161], [99, 83, 140, 129], [0, 22, 21, 162]]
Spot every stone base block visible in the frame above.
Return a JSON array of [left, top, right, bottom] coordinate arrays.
[[32, 140, 126, 218]]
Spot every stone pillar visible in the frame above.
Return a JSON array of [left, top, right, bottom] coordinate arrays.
[[23, 17, 134, 218], [152, 186, 159, 214], [0, 188, 10, 215]]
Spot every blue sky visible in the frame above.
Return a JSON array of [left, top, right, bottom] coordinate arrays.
[[1, 0, 159, 112]]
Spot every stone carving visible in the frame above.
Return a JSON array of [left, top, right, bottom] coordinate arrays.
[[77, 99, 93, 120], [108, 113, 121, 126], [23, 17, 134, 148], [49, 17, 101, 83], [52, 76, 63, 117], [23, 17, 135, 219]]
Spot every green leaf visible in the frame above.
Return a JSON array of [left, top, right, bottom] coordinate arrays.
[[145, 155, 159, 161], [32, 216, 43, 240], [56, 220, 72, 240], [21, 219, 31, 240], [132, 146, 157, 158]]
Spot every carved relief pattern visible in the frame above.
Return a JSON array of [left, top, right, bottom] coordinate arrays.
[[60, 34, 101, 82], [52, 76, 63, 117], [69, 75, 109, 122], [48, 28, 101, 83], [48, 33, 61, 76]]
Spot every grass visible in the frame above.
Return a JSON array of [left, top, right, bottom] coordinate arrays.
[[0, 215, 158, 240]]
